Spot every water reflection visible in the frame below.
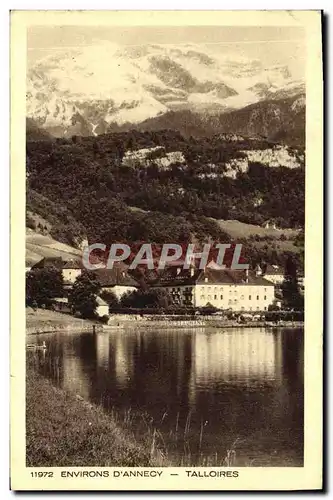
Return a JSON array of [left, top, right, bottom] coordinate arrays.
[[30, 327, 303, 466], [192, 329, 282, 385]]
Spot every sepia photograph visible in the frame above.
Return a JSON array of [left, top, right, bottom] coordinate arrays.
[[10, 10, 323, 491]]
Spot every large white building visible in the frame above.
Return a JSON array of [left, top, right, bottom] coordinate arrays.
[[152, 267, 275, 312]]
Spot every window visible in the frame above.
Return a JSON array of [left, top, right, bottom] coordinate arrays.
[[264, 295, 267, 300], [256, 306, 260, 311], [256, 295, 259, 300], [200, 295, 205, 300], [220, 295, 223, 300], [205, 277, 208, 283], [240, 295, 244, 300], [264, 288, 267, 292], [249, 307, 252, 311], [249, 295, 252, 300], [214, 295, 217, 300], [264, 307, 267, 311], [220, 287, 223, 291], [208, 287, 211, 291], [228, 299, 232, 305], [208, 295, 211, 300]]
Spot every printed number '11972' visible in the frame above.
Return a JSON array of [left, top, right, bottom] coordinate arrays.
[[30, 472, 54, 478]]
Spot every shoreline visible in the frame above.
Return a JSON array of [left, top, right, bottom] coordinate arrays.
[[26, 319, 304, 335], [26, 323, 103, 335], [26, 308, 103, 336], [105, 319, 304, 331], [26, 307, 303, 336], [26, 362, 164, 467]]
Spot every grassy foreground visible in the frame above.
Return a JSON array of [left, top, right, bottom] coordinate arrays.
[[26, 363, 162, 467], [26, 307, 96, 331]]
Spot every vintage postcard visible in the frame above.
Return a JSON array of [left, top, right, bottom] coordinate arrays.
[[11, 10, 323, 491]]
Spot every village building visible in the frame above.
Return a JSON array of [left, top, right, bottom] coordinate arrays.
[[93, 268, 138, 300], [152, 267, 275, 312], [62, 259, 85, 283], [263, 264, 285, 285], [32, 256, 65, 271], [297, 275, 305, 294], [51, 296, 109, 318], [31, 256, 85, 288], [95, 296, 109, 317], [30, 257, 138, 300], [52, 297, 71, 313]]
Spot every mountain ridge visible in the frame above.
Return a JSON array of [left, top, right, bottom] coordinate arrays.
[[27, 42, 305, 142]]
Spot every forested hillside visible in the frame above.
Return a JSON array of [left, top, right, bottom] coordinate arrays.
[[26, 129, 305, 269]]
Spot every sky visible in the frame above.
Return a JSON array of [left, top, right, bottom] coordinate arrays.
[[27, 25, 305, 79]]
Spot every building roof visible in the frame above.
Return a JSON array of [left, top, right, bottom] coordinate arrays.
[[32, 257, 65, 270], [264, 264, 284, 276], [63, 259, 85, 269], [93, 268, 138, 287], [196, 268, 274, 286], [152, 267, 274, 287], [153, 267, 202, 287], [32, 257, 85, 270], [96, 296, 108, 306]]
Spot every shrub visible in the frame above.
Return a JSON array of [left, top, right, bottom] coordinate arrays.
[[100, 315, 110, 324]]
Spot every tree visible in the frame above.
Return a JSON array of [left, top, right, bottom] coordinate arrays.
[[100, 290, 119, 309], [120, 288, 173, 309], [281, 255, 304, 310], [26, 267, 64, 308], [69, 271, 101, 319]]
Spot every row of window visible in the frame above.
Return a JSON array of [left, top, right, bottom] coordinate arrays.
[[199, 286, 268, 292], [199, 295, 268, 301], [242, 306, 267, 311], [171, 287, 192, 293], [171, 286, 269, 293]]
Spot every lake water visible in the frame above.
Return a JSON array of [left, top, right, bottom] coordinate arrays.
[[28, 327, 303, 467]]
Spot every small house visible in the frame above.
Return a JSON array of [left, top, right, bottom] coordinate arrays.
[[62, 259, 84, 283], [52, 297, 71, 313], [93, 267, 138, 299], [95, 296, 109, 318], [263, 264, 284, 285]]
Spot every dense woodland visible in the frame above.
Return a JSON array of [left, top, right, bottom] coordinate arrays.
[[26, 129, 305, 270]]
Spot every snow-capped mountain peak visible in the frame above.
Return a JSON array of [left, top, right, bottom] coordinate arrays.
[[27, 42, 304, 137]]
